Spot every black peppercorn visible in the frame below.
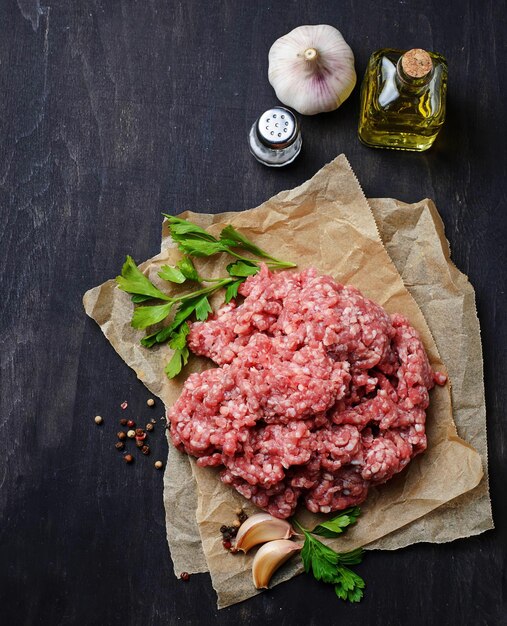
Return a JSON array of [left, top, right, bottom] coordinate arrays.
[[120, 418, 128, 426], [141, 445, 150, 455]]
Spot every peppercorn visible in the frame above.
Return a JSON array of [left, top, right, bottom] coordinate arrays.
[[147, 398, 155, 407], [94, 415, 103, 425], [220, 525, 228, 534], [127, 429, 136, 438], [146, 423, 154, 432], [238, 511, 248, 524], [127, 420, 135, 428], [136, 440, 144, 449], [120, 418, 128, 426], [232, 520, 241, 528], [135, 428, 144, 437], [115, 442, 125, 451], [117, 431, 127, 441], [121, 401, 128, 410], [234, 508, 242, 516], [180, 572, 190, 581], [222, 540, 231, 550], [150, 418, 157, 424], [124, 454, 134, 463], [154, 461, 163, 469], [141, 445, 150, 455]]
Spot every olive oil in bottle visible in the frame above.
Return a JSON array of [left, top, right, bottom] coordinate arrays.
[[358, 48, 447, 151]]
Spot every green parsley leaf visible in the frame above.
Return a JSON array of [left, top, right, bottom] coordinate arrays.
[[131, 302, 173, 329], [224, 279, 244, 303], [336, 547, 364, 566], [177, 256, 201, 281], [116, 256, 171, 301], [169, 322, 190, 350], [169, 297, 202, 328], [140, 329, 165, 348], [334, 566, 365, 603], [312, 507, 361, 539], [163, 324, 191, 379], [164, 346, 189, 378], [158, 265, 187, 284], [176, 238, 229, 258], [163, 215, 218, 242], [220, 225, 296, 268], [220, 225, 272, 259], [226, 260, 259, 277], [194, 296, 213, 321], [131, 294, 153, 304]]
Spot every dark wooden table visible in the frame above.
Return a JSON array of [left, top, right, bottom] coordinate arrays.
[[2, 1, 506, 624]]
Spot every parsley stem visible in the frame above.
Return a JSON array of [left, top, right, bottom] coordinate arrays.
[[292, 518, 306, 534], [176, 278, 235, 302]]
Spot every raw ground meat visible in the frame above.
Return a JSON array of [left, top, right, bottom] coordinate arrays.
[[167, 265, 446, 519]]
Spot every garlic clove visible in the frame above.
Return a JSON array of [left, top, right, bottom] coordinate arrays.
[[252, 539, 302, 589], [233, 513, 294, 553], [268, 24, 357, 115]]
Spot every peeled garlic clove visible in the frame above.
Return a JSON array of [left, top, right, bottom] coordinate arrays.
[[233, 513, 294, 553], [252, 539, 302, 589], [268, 24, 356, 115]]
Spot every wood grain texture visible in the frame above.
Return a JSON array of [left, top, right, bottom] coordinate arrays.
[[0, 1, 505, 624]]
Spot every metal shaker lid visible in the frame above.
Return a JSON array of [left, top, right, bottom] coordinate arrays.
[[256, 107, 299, 150]]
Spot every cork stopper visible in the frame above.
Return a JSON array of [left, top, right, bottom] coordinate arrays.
[[401, 49, 433, 78]]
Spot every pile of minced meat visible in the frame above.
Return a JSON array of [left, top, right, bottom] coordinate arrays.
[[168, 265, 446, 519]]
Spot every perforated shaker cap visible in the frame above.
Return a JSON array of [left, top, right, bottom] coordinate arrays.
[[256, 107, 299, 150]]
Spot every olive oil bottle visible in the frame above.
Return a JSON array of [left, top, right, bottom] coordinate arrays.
[[358, 48, 447, 151]]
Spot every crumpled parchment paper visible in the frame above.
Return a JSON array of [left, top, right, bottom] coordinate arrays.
[[83, 155, 491, 609]]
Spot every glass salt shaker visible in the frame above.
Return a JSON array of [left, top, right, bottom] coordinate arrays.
[[249, 106, 302, 167]]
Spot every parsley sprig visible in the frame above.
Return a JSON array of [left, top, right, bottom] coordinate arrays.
[[293, 507, 365, 603], [115, 216, 296, 378], [163, 216, 295, 271]]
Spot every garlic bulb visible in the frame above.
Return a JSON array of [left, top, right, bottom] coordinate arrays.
[[268, 24, 356, 115]]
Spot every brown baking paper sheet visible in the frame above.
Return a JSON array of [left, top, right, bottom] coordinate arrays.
[[83, 155, 489, 608]]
